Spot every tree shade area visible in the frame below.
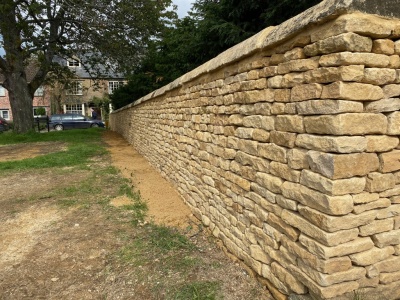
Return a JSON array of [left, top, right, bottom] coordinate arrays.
[[0, 0, 174, 133], [110, 0, 321, 109]]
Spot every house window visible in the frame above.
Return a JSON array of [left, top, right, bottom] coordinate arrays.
[[34, 86, 44, 96], [65, 104, 83, 115], [0, 110, 9, 120], [108, 81, 124, 94], [0, 85, 5, 96], [66, 81, 83, 95], [67, 58, 80, 67]]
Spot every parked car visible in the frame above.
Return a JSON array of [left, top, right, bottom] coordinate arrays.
[[48, 113, 105, 131], [0, 117, 10, 132]]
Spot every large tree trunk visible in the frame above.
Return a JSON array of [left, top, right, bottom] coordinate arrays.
[[7, 74, 35, 133]]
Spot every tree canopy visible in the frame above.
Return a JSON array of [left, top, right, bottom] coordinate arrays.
[[0, 0, 175, 132], [111, 0, 321, 109]]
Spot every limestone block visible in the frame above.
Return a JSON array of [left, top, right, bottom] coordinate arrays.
[[291, 83, 323, 101], [297, 100, 363, 116], [372, 39, 395, 55], [259, 116, 275, 131], [282, 210, 359, 247], [349, 246, 395, 266], [243, 115, 264, 128], [376, 204, 400, 220], [306, 151, 379, 179], [276, 195, 298, 211], [253, 102, 272, 115], [281, 72, 306, 88], [287, 264, 359, 299], [365, 98, 400, 113], [304, 114, 387, 135], [275, 115, 304, 133], [353, 198, 391, 214], [299, 234, 374, 260], [252, 129, 270, 142], [300, 169, 366, 196], [285, 103, 297, 114], [258, 143, 287, 163], [271, 103, 285, 115], [380, 150, 400, 173], [298, 205, 376, 232], [283, 47, 306, 61], [274, 89, 291, 102], [268, 212, 300, 242], [359, 219, 394, 237], [304, 32, 372, 56], [271, 262, 308, 294], [387, 111, 400, 135], [304, 65, 365, 83], [319, 52, 390, 68], [270, 53, 285, 66], [277, 58, 319, 74], [366, 135, 399, 152], [250, 244, 270, 263], [255, 172, 284, 194], [268, 75, 283, 88], [321, 82, 384, 101], [372, 229, 400, 248], [296, 134, 366, 153], [234, 127, 253, 139], [374, 256, 400, 273], [389, 55, 400, 68], [358, 276, 380, 288], [362, 68, 397, 85], [383, 84, 400, 98], [288, 148, 309, 170], [366, 172, 396, 192], [380, 271, 400, 284], [237, 139, 258, 156], [270, 161, 301, 182], [262, 66, 278, 77], [297, 260, 365, 287], [353, 192, 380, 204], [270, 131, 296, 148]]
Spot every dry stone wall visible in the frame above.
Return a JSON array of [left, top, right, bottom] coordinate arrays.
[[110, 1, 400, 299]]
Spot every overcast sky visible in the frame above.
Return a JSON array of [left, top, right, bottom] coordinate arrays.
[[173, 0, 195, 18]]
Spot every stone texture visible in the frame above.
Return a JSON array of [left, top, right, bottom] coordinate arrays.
[[383, 84, 400, 98], [306, 151, 380, 179], [387, 111, 400, 135], [365, 172, 396, 192], [319, 52, 390, 68], [349, 246, 395, 266], [296, 100, 363, 115], [321, 82, 384, 101], [380, 150, 400, 173], [372, 229, 400, 248], [304, 65, 364, 83], [290, 83, 322, 101], [372, 39, 395, 55], [359, 218, 394, 236], [362, 68, 396, 85], [296, 134, 366, 153], [364, 98, 400, 113], [366, 135, 399, 152]]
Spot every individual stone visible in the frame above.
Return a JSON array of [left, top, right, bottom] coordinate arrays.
[[250, 244, 271, 263], [228, 114, 244, 126], [374, 256, 400, 273], [276, 195, 298, 211], [319, 52, 390, 68], [283, 47, 306, 61], [296, 100, 363, 115], [365, 98, 400, 113], [275, 115, 304, 133], [383, 84, 400, 98], [304, 32, 372, 56], [304, 65, 364, 83], [270, 161, 301, 182], [298, 205, 376, 233], [271, 262, 307, 294], [237, 139, 258, 156], [252, 129, 270, 142], [366, 135, 399, 152], [268, 213, 300, 242], [270, 131, 296, 148], [290, 83, 322, 101], [372, 39, 395, 55], [255, 172, 284, 194], [299, 234, 374, 260], [387, 111, 400, 135], [349, 247, 395, 266], [353, 198, 391, 214], [306, 151, 379, 179], [282, 210, 359, 247], [366, 172, 396, 192], [258, 143, 287, 163], [277, 58, 319, 74], [353, 192, 380, 204], [380, 185, 400, 198], [372, 229, 400, 248], [304, 114, 387, 135], [321, 82, 384, 101], [296, 134, 366, 153], [359, 219, 394, 236], [287, 148, 309, 170], [389, 55, 400, 68], [300, 169, 366, 196], [274, 89, 291, 102], [268, 75, 283, 88], [235, 127, 253, 139], [376, 204, 400, 220], [281, 72, 306, 88], [380, 271, 400, 284], [380, 150, 400, 173], [362, 68, 396, 85], [271, 103, 285, 115]]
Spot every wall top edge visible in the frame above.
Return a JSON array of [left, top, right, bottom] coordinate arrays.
[[113, 0, 400, 113]]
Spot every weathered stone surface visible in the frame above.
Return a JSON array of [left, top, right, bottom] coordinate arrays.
[[299, 234, 374, 260], [372, 229, 400, 248], [304, 65, 364, 83], [319, 52, 390, 68], [277, 58, 319, 74], [380, 150, 400, 173], [256, 172, 284, 194], [281, 72, 306, 88], [304, 113, 387, 135], [298, 205, 376, 233], [372, 39, 395, 55], [366, 135, 399, 152], [353, 192, 380, 204], [304, 32, 372, 56], [374, 256, 400, 273], [359, 218, 394, 236], [250, 244, 271, 263], [321, 82, 384, 101], [287, 148, 309, 170], [297, 100, 363, 115], [376, 204, 400, 220], [290, 83, 323, 101], [268, 75, 283, 88], [271, 262, 308, 294], [300, 169, 366, 195], [383, 84, 400, 98], [275, 115, 304, 133], [366, 172, 396, 192], [365, 98, 400, 113], [258, 143, 287, 163], [270, 131, 297, 148], [380, 271, 400, 284], [268, 212, 300, 242], [353, 198, 391, 214], [283, 47, 306, 61], [282, 210, 359, 246], [349, 246, 395, 266], [296, 134, 366, 153], [270, 161, 301, 182], [306, 151, 379, 179], [387, 111, 400, 135], [362, 68, 397, 85]]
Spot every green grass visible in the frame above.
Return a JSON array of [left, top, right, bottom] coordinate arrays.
[[170, 281, 221, 300]]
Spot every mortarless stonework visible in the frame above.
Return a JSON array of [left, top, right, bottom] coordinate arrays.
[[110, 1, 400, 299]]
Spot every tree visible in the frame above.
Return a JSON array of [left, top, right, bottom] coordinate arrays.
[[0, 0, 174, 133]]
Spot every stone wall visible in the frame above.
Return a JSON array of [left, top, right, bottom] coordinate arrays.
[[109, 1, 400, 299]]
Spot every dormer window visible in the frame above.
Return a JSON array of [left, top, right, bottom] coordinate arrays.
[[67, 58, 80, 67]]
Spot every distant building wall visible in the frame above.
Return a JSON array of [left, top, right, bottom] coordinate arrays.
[[110, 1, 400, 299]]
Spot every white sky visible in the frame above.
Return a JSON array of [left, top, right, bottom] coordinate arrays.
[[173, 0, 195, 18]]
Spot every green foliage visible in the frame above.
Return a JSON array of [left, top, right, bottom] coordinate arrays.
[[171, 281, 221, 300]]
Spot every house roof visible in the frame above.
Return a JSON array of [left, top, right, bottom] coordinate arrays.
[[0, 61, 40, 84]]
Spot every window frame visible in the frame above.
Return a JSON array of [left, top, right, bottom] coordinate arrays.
[[108, 81, 124, 94], [0, 110, 10, 120], [0, 85, 6, 97], [66, 81, 83, 96]]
